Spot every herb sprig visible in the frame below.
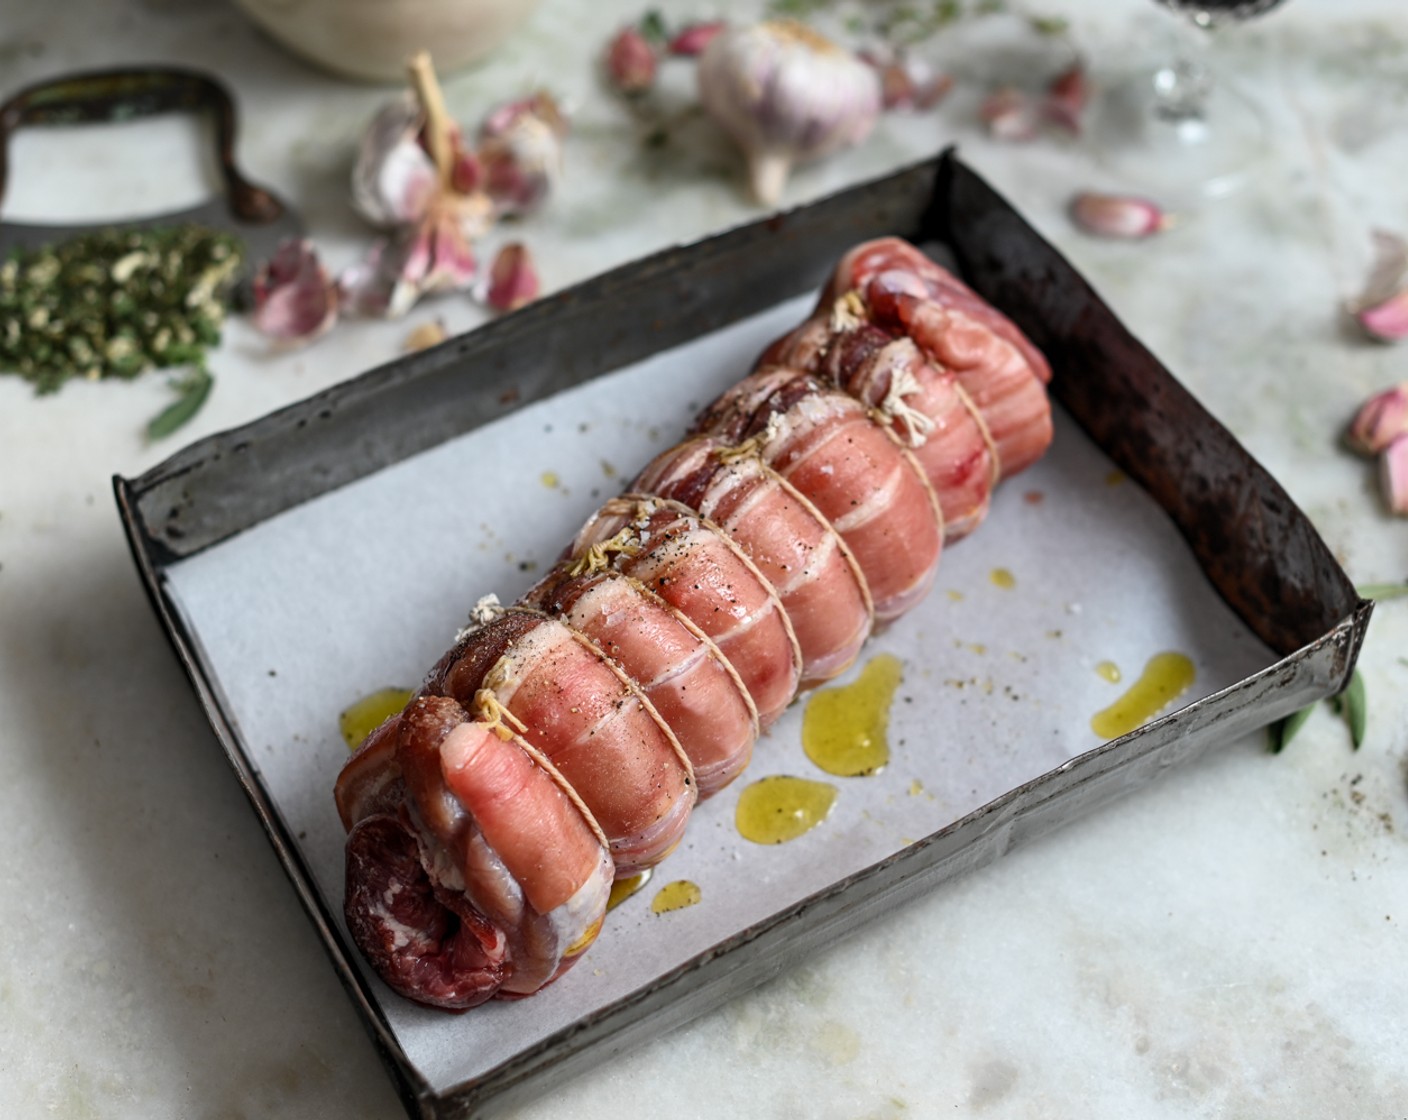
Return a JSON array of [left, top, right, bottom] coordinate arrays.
[[1267, 582, 1404, 754]]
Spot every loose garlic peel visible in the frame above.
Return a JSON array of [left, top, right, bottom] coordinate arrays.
[[698, 19, 881, 207]]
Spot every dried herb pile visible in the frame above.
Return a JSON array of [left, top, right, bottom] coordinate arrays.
[[0, 225, 241, 395]]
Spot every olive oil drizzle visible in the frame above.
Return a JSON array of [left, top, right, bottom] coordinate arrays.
[[802, 653, 904, 777], [608, 869, 653, 911], [650, 880, 702, 913], [338, 687, 414, 750], [735, 775, 838, 844], [1090, 652, 1195, 739]]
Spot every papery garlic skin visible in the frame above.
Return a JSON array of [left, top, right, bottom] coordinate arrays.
[[351, 94, 440, 228], [251, 239, 339, 345], [698, 20, 882, 207], [479, 92, 568, 217], [1382, 436, 1408, 516], [486, 242, 540, 312], [861, 49, 952, 112], [1356, 290, 1408, 343], [340, 207, 482, 320], [980, 88, 1042, 142], [1045, 62, 1089, 134], [1346, 382, 1408, 455]]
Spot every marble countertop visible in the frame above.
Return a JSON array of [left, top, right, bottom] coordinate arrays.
[[2, 1, 1405, 1116]]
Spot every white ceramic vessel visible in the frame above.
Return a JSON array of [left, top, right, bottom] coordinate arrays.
[[235, 0, 542, 82]]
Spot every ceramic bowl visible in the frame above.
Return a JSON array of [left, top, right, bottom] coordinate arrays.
[[236, 0, 542, 83]]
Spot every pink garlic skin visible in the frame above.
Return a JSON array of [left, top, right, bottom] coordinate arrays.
[[486, 242, 540, 312], [1069, 191, 1167, 239], [860, 50, 952, 111], [1346, 382, 1408, 455], [1355, 289, 1408, 343], [606, 26, 658, 94], [1382, 436, 1408, 515], [478, 92, 567, 218], [251, 239, 339, 344], [339, 211, 479, 320], [1045, 62, 1089, 133], [979, 88, 1041, 142], [351, 95, 440, 228], [669, 21, 726, 57]]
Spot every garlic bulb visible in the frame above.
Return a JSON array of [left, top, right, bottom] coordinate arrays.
[[342, 52, 494, 317], [350, 94, 439, 228], [697, 20, 881, 207]]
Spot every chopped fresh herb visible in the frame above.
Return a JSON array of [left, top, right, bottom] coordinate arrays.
[[145, 363, 214, 441], [0, 225, 241, 394]]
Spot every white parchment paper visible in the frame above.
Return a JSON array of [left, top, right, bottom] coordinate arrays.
[[164, 291, 1273, 1093]]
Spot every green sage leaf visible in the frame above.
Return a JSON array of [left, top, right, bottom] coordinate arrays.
[[1267, 703, 1314, 754], [1028, 14, 1070, 35], [1343, 668, 1367, 749], [1355, 582, 1408, 602], [146, 366, 213, 441]]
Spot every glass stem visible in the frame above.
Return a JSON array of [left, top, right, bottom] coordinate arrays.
[[1152, 21, 1214, 124]]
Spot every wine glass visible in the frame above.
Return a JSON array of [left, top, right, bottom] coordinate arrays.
[[1089, 0, 1288, 208]]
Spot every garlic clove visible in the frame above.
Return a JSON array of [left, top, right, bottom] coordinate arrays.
[[912, 70, 954, 110], [351, 94, 440, 228], [339, 209, 478, 320], [338, 241, 398, 319], [979, 88, 1042, 141], [606, 26, 659, 95], [697, 19, 882, 207], [478, 91, 567, 217], [450, 147, 483, 194], [1346, 382, 1408, 455], [1044, 61, 1089, 133], [403, 319, 449, 353], [669, 21, 726, 57], [251, 239, 338, 345], [486, 242, 540, 312], [860, 49, 952, 112], [1355, 289, 1408, 343], [1069, 191, 1169, 239], [1382, 435, 1408, 515]]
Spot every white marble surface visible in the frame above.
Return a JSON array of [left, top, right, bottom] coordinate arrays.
[[1, 1, 1405, 1117]]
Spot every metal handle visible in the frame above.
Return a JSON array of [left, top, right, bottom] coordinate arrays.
[[0, 67, 284, 223]]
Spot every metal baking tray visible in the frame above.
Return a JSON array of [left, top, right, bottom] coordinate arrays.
[[115, 151, 1371, 1120]]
